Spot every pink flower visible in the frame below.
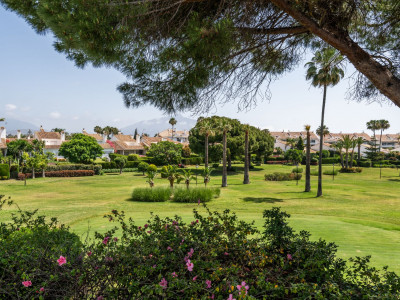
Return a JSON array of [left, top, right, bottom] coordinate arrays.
[[147, 230, 152, 234], [97, 296, 104, 300], [180, 239, 185, 245], [149, 254, 153, 258], [22, 281, 32, 287], [227, 294, 236, 300], [57, 256, 67, 266], [237, 281, 249, 295], [186, 259, 194, 272], [152, 264, 157, 268], [172, 272, 178, 278], [40, 287, 45, 292], [138, 226, 142, 230], [144, 224, 148, 228], [192, 276, 198, 281], [224, 252, 229, 256], [172, 221, 178, 225], [198, 199, 201, 205], [206, 280, 212, 289], [105, 256, 113, 262], [102, 236, 110, 245], [159, 278, 168, 289], [113, 237, 118, 242], [167, 246, 173, 251], [287, 254, 292, 260]]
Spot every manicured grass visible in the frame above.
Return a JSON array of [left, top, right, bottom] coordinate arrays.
[[1, 164, 400, 272]]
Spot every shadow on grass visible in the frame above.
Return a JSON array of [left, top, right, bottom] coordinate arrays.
[[106, 173, 120, 176], [388, 178, 400, 182], [242, 197, 283, 203]]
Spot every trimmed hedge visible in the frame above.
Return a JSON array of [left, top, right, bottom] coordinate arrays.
[[45, 164, 102, 175], [172, 187, 221, 203], [264, 172, 302, 181], [358, 160, 372, 167], [103, 168, 137, 173], [131, 187, 172, 202], [0, 164, 10, 180], [20, 170, 95, 178], [339, 167, 363, 173]]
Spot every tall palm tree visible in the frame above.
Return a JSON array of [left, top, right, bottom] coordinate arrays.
[[333, 141, 345, 168], [304, 125, 311, 192], [169, 117, 177, 140], [355, 137, 364, 164], [243, 125, 250, 184], [219, 119, 232, 187], [94, 126, 103, 134], [305, 48, 344, 197], [340, 135, 354, 168], [349, 139, 357, 168], [377, 119, 390, 152], [198, 119, 215, 168], [316, 125, 330, 138], [366, 120, 379, 152]]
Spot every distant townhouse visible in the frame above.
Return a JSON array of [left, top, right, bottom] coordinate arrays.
[[111, 133, 146, 155], [270, 131, 319, 151], [34, 126, 65, 157], [158, 129, 190, 144], [376, 134, 400, 149], [82, 129, 114, 158], [324, 132, 371, 144]]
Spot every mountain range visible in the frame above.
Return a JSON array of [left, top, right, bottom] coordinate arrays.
[[120, 114, 197, 136], [0, 118, 39, 135]]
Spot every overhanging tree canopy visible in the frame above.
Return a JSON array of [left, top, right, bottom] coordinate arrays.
[[2, 0, 399, 110]]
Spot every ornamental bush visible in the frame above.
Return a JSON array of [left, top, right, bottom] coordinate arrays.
[[172, 187, 221, 203], [131, 187, 172, 202], [0, 164, 10, 180], [138, 162, 149, 175], [127, 154, 140, 161], [264, 172, 302, 181], [291, 167, 303, 173], [21, 170, 95, 178], [103, 168, 137, 173], [1, 195, 399, 299]]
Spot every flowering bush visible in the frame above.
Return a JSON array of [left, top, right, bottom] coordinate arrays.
[[1, 195, 399, 299], [19, 170, 95, 178]]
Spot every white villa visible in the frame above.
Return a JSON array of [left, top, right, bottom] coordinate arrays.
[[158, 129, 189, 144]]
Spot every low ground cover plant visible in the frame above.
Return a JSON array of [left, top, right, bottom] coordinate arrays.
[[1, 195, 399, 299], [131, 187, 172, 202]]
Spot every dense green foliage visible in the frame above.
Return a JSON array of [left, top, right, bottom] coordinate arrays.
[[265, 172, 302, 181], [172, 188, 221, 203], [0, 164, 10, 180], [189, 116, 273, 163], [1, 195, 399, 299], [131, 187, 172, 202], [137, 162, 149, 175], [59, 134, 103, 164], [146, 141, 183, 166]]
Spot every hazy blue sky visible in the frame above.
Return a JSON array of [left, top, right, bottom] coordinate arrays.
[[1, 6, 399, 134]]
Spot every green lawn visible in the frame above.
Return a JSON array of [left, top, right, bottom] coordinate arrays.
[[1, 164, 400, 273]]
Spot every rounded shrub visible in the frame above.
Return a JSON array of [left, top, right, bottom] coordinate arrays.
[[137, 162, 149, 175], [291, 167, 303, 173], [127, 154, 140, 161], [148, 164, 158, 173]]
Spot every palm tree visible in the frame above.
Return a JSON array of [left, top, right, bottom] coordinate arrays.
[[316, 125, 330, 138], [333, 141, 345, 168], [146, 170, 157, 188], [285, 138, 297, 150], [355, 137, 364, 164], [304, 125, 311, 192], [198, 119, 215, 168], [161, 165, 181, 188], [305, 48, 344, 197], [180, 169, 195, 189], [377, 119, 390, 152], [243, 125, 250, 184], [340, 135, 354, 168], [349, 139, 357, 168], [219, 119, 232, 187], [169, 117, 177, 140], [366, 120, 379, 152], [202, 167, 212, 187], [94, 126, 103, 134]]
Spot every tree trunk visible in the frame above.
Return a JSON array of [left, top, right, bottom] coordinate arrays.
[[222, 130, 228, 187], [350, 149, 355, 168], [42, 168, 45, 178], [317, 85, 327, 197], [243, 130, 250, 184], [357, 144, 361, 163], [339, 152, 344, 168], [120, 167, 122, 174], [270, 0, 400, 108], [32, 167, 35, 179], [379, 128, 383, 152], [205, 134, 209, 168], [345, 150, 349, 168], [305, 130, 311, 192]]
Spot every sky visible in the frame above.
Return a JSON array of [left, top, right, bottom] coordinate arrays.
[[0, 6, 399, 134]]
